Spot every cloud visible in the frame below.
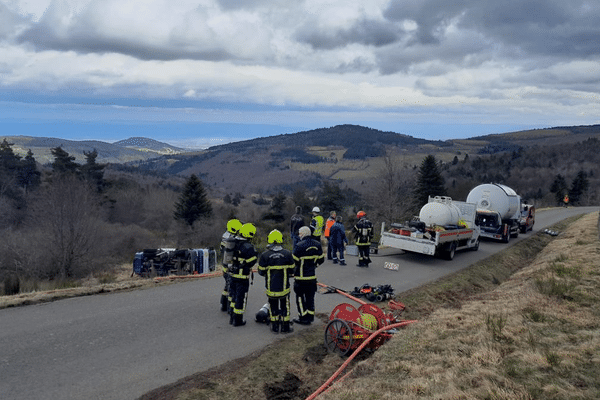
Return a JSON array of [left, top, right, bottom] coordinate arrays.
[[1, 0, 599, 135]]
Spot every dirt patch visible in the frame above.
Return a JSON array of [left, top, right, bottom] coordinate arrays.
[[302, 344, 328, 364], [263, 372, 309, 400]]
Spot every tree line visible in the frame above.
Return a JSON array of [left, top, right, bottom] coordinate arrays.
[[1, 135, 596, 295]]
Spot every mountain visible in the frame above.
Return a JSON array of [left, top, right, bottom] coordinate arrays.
[[119, 123, 600, 198], [1, 135, 187, 164], [113, 137, 185, 153]]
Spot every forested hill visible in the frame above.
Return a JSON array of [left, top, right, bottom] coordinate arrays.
[[207, 124, 451, 158]]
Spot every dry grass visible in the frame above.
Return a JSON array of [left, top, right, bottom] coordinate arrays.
[[320, 211, 600, 400], [0, 263, 154, 309]]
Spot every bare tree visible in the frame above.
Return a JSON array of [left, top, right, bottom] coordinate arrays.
[[28, 175, 104, 279], [370, 152, 415, 223]]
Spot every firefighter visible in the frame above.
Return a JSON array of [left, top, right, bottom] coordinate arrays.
[[309, 206, 324, 240], [220, 218, 243, 312], [228, 222, 258, 327], [292, 226, 324, 325], [324, 211, 336, 260], [258, 229, 296, 334], [353, 211, 373, 267]]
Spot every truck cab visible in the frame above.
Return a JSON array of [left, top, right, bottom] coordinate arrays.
[[519, 204, 535, 233]]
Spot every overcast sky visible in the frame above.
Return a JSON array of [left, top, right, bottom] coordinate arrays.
[[1, 0, 599, 147]]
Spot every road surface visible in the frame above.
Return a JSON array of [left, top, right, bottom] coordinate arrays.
[[0, 206, 596, 400]]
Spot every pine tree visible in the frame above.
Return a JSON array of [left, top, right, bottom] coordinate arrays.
[[319, 181, 345, 214], [550, 174, 569, 205], [173, 174, 213, 227], [80, 150, 105, 192], [51, 146, 79, 175], [569, 170, 589, 205], [413, 155, 446, 209], [18, 149, 41, 192]]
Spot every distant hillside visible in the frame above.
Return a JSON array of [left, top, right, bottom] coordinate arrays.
[[113, 137, 185, 153], [209, 124, 450, 156], [1, 136, 185, 164], [119, 123, 600, 199], [469, 124, 600, 146]]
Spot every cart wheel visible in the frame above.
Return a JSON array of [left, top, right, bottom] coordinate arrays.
[[325, 319, 354, 356]]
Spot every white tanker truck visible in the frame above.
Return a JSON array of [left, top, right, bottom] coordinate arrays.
[[379, 196, 480, 260], [466, 183, 522, 243]]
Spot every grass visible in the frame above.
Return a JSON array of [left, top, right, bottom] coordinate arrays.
[[137, 211, 600, 400]]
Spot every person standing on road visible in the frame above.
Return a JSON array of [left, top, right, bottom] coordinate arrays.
[[258, 229, 296, 334], [292, 226, 324, 325], [228, 223, 258, 327], [324, 211, 336, 260], [329, 216, 348, 265], [219, 218, 243, 312], [290, 206, 305, 251], [309, 206, 324, 240], [353, 211, 373, 267]]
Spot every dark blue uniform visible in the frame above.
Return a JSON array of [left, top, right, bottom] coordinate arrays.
[[258, 245, 295, 333], [292, 236, 324, 324]]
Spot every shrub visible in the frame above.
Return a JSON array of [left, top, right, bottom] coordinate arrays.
[[3, 273, 20, 295]]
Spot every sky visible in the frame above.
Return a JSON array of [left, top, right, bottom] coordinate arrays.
[[1, 0, 599, 149]]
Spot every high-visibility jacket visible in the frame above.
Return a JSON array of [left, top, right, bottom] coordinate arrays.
[[293, 237, 324, 280], [258, 245, 295, 297], [310, 215, 324, 237], [324, 217, 335, 237]]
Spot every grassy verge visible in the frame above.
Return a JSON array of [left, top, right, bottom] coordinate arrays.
[[140, 212, 599, 400]]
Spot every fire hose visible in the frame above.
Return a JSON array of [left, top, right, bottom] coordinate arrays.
[[307, 282, 414, 399], [305, 319, 418, 400]]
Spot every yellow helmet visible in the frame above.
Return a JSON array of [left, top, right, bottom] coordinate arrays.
[[239, 223, 256, 239], [227, 219, 243, 234], [268, 229, 283, 244]]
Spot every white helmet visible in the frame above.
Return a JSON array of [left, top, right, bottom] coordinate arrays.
[[312, 206, 320, 213]]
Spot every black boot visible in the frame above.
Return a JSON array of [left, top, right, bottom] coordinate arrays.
[[271, 321, 280, 334], [220, 295, 228, 312], [280, 322, 293, 333], [233, 314, 246, 327]]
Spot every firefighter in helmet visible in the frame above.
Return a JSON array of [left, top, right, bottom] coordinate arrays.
[[228, 222, 258, 327], [292, 226, 324, 325], [353, 211, 373, 267], [220, 218, 243, 312], [309, 206, 324, 240], [258, 229, 296, 334]]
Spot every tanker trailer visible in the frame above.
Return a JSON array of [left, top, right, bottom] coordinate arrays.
[[466, 183, 521, 243], [379, 196, 480, 260]]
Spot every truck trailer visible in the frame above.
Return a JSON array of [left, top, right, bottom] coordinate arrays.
[[467, 183, 522, 243], [379, 196, 480, 260]]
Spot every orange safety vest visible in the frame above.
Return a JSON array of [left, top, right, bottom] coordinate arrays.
[[324, 218, 335, 237]]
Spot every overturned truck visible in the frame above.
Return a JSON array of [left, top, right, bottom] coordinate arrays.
[[133, 248, 217, 278]]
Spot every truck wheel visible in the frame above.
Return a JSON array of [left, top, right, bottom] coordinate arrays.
[[502, 233, 510, 243], [446, 242, 456, 260], [471, 239, 480, 251]]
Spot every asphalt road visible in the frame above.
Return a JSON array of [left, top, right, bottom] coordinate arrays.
[[0, 206, 597, 400]]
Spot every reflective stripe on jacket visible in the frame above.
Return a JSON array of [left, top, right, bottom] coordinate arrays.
[[293, 237, 324, 280], [258, 246, 295, 297], [228, 240, 257, 279]]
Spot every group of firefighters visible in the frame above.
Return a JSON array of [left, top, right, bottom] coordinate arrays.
[[219, 207, 374, 333]]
